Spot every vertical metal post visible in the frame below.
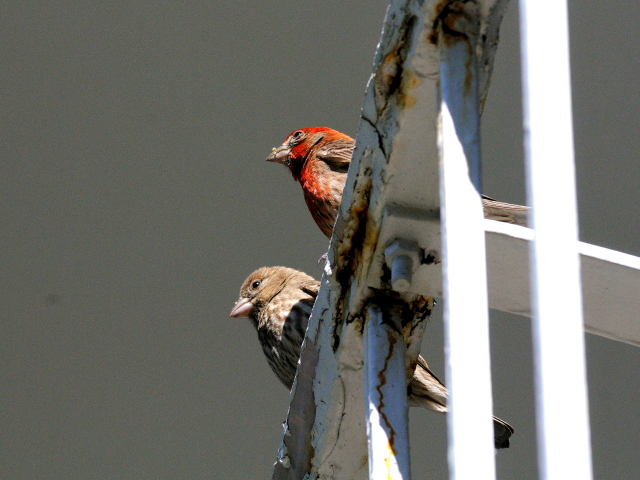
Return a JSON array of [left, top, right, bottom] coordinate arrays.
[[439, 30, 483, 194], [364, 303, 411, 480], [439, 33, 496, 480], [519, 1, 594, 479]]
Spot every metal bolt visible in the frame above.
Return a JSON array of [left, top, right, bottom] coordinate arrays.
[[385, 239, 420, 293], [391, 255, 413, 292]]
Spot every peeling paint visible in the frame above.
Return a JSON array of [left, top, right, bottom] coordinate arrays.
[[429, 0, 509, 113], [429, 0, 479, 45], [374, 12, 422, 121], [331, 172, 374, 352]]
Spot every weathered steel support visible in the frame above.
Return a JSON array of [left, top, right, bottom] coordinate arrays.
[[364, 304, 411, 480], [518, 1, 594, 479], [272, 2, 512, 479], [437, 4, 496, 480]]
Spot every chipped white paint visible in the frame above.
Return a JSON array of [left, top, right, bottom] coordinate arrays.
[[364, 305, 411, 480]]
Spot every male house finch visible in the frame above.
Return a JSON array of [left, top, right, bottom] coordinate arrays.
[[267, 127, 529, 238], [230, 266, 514, 449]]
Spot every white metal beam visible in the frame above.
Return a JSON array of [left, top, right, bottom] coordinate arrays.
[[439, 98, 497, 480], [519, 0, 594, 477], [372, 218, 640, 347], [485, 220, 640, 347], [437, 6, 497, 476]]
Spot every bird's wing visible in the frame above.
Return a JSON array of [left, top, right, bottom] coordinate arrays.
[[299, 279, 321, 299], [409, 355, 449, 413], [315, 140, 354, 171], [416, 355, 445, 386], [481, 197, 530, 227]]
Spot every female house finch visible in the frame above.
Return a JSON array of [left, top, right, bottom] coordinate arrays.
[[230, 266, 514, 449], [266, 127, 529, 238]]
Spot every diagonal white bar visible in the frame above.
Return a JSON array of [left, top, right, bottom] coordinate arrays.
[[439, 88, 496, 480], [364, 304, 411, 480], [519, 1, 594, 479]]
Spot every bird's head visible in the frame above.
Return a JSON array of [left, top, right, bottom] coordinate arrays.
[[266, 127, 350, 181], [229, 266, 306, 322]]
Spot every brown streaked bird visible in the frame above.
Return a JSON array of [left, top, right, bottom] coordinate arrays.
[[267, 127, 530, 238], [230, 266, 514, 449]]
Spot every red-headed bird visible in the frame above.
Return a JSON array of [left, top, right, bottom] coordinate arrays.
[[266, 127, 354, 239], [267, 127, 529, 238]]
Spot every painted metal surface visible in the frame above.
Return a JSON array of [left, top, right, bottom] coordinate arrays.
[[364, 305, 411, 480], [485, 220, 640, 347], [439, 39, 496, 480], [269, 0, 640, 478], [519, 0, 594, 478], [272, 2, 447, 478]]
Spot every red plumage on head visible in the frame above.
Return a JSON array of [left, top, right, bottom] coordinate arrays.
[[284, 127, 352, 180], [267, 127, 355, 238]]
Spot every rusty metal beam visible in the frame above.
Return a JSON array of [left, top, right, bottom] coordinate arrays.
[[364, 304, 411, 480], [270, 1, 640, 478], [272, 1, 512, 479]]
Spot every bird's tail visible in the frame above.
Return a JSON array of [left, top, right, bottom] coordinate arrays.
[[491, 415, 514, 449], [409, 355, 514, 449]]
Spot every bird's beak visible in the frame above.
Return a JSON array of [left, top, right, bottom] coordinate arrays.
[[266, 144, 291, 165], [230, 297, 254, 318]]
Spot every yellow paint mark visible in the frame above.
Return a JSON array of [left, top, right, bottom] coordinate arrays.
[[384, 440, 397, 480]]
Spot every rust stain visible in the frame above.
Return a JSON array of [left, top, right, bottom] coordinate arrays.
[[400, 70, 421, 109], [428, 0, 477, 47], [374, 14, 419, 117], [422, 249, 441, 265], [403, 69, 422, 90], [380, 49, 401, 90], [427, 0, 456, 45], [428, 0, 477, 97], [376, 329, 398, 456], [464, 40, 474, 95], [402, 94, 417, 109], [331, 172, 373, 351]]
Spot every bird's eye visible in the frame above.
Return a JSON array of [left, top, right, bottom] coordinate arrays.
[[292, 130, 304, 140], [251, 280, 261, 289]]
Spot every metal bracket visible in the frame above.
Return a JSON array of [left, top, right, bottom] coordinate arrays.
[[368, 204, 442, 296]]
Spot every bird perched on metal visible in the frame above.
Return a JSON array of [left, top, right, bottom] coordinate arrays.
[[230, 266, 514, 449], [267, 127, 530, 238]]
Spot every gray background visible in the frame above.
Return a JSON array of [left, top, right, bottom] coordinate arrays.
[[2, 1, 639, 479]]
